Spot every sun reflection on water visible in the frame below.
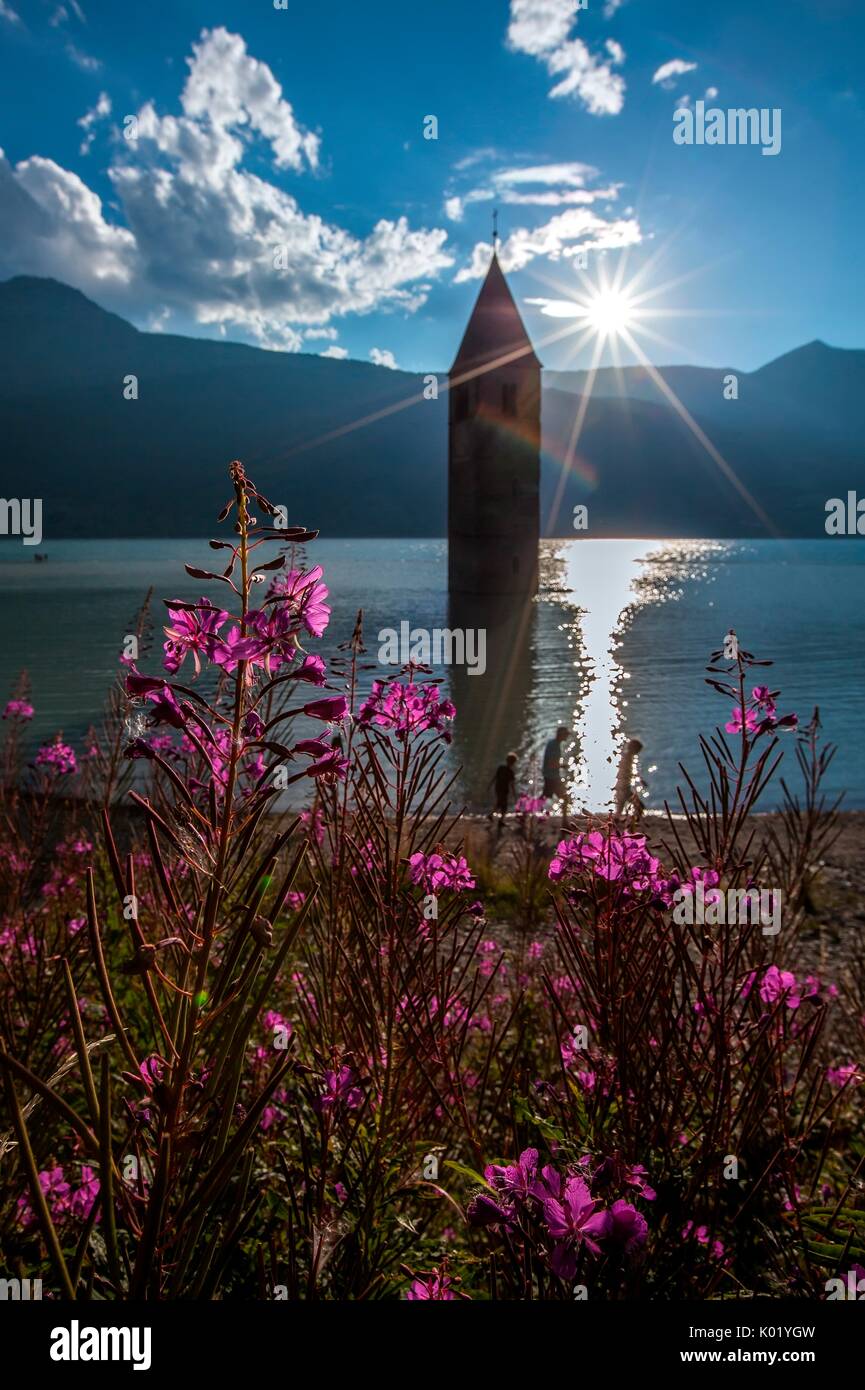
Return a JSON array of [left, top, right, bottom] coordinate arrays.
[[542, 539, 732, 812]]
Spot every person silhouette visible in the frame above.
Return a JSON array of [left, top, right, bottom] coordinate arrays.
[[614, 738, 645, 819], [489, 751, 518, 829], [542, 726, 571, 811]]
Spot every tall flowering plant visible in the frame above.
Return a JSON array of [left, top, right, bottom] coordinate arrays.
[[0, 463, 347, 1298]]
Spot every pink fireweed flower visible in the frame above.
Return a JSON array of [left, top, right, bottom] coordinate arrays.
[[515, 794, 547, 816], [293, 653, 327, 685], [405, 1266, 460, 1300], [305, 750, 349, 782], [357, 677, 455, 742], [543, 1176, 610, 1277], [162, 597, 229, 676], [303, 695, 348, 722], [300, 807, 325, 845], [35, 739, 77, 776], [751, 685, 777, 717], [759, 964, 801, 1010], [138, 1054, 166, 1090], [408, 851, 475, 894], [268, 564, 331, 638], [625, 1164, 657, 1202], [16, 1166, 71, 1229], [3, 698, 33, 720], [208, 625, 270, 675], [827, 1063, 860, 1088], [247, 605, 304, 674], [485, 1147, 539, 1199], [294, 737, 331, 758], [606, 1199, 648, 1255], [317, 1064, 363, 1113], [549, 829, 661, 895], [725, 705, 760, 736]]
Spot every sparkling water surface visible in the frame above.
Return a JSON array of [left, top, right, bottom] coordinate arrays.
[[0, 537, 862, 811]]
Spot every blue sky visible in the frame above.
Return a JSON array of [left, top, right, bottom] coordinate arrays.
[[1, 0, 862, 372]]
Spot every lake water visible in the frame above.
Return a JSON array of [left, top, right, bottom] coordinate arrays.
[[0, 537, 862, 811]]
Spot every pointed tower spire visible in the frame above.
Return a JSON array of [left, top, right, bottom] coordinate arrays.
[[450, 253, 540, 375], [447, 253, 541, 596]]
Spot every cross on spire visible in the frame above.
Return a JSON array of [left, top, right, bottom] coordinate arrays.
[[492, 208, 499, 252]]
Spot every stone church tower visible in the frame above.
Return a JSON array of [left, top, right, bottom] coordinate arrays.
[[448, 252, 541, 595]]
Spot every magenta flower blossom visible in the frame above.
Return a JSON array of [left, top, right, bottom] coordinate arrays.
[[35, 739, 77, 776], [358, 678, 455, 742], [268, 564, 331, 638], [139, 1054, 166, 1090], [16, 1165, 71, 1229], [305, 750, 349, 782], [543, 1176, 611, 1277], [751, 685, 777, 717], [485, 1147, 539, 1199], [725, 705, 760, 736], [317, 1064, 363, 1113], [293, 653, 327, 685], [303, 695, 349, 722], [606, 1199, 648, 1254], [827, 1063, 859, 1088], [3, 698, 33, 720], [163, 597, 228, 676], [150, 687, 192, 731], [405, 1266, 460, 1300], [759, 964, 801, 1010], [549, 829, 661, 895], [408, 851, 476, 893], [625, 1164, 657, 1201], [208, 625, 270, 675], [295, 736, 331, 758], [466, 1191, 513, 1227]]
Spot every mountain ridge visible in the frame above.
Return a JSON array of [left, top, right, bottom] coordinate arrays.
[[0, 275, 859, 539]]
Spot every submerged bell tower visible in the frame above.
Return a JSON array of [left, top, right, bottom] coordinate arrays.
[[447, 249, 541, 595]]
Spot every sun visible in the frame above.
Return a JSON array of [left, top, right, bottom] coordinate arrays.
[[524, 281, 640, 341], [583, 288, 635, 337]]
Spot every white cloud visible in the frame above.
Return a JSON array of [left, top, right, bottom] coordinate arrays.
[[51, 1, 86, 22], [320, 345, 348, 359], [455, 206, 641, 282], [178, 26, 320, 172], [507, 0, 581, 57], [603, 0, 625, 14], [705, 86, 719, 100], [0, 149, 136, 286], [304, 326, 338, 340], [0, 2, 21, 24], [66, 42, 101, 71], [77, 91, 111, 155], [652, 59, 697, 89], [446, 157, 635, 255], [369, 347, 398, 369], [496, 162, 597, 187], [500, 185, 620, 207], [444, 195, 464, 221], [0, 28, 453, 351], [506, 0, 626, 115], [545, 37, 626, 114]]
